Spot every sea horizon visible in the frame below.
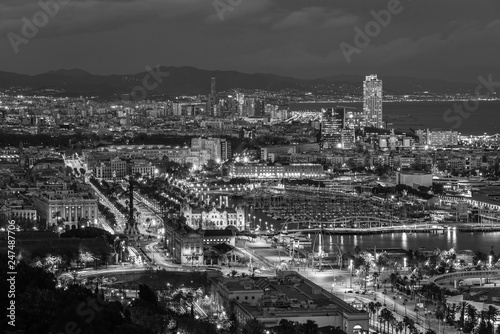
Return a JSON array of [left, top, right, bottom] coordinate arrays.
[[289, 100, 500, 136]]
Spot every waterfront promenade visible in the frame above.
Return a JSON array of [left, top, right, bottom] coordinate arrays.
[[245, 237, 459, 334]]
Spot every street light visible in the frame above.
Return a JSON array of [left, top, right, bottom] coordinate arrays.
[[349, 259, 353, 289]]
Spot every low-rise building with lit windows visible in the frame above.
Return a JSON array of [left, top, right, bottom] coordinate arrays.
[[181, 204, 246, 231], [210, 271, 369, 333], [229, 163, 325, 179], [203, 229, 236, 246], [31, 190, 98, 230], [163, 217, 204, 266], [92, 157, 157, 179]]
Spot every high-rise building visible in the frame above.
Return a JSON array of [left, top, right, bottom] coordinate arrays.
[[191, 137, 232, 162], [320, 107, 345, 150], [211, 77, 216, 96], [208, 77, 218, 116], [242, 97, 264, 117], [363, 74, 383, 128]]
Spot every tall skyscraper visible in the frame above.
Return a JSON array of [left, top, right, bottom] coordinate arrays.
[[363, 74, 383, 128], [320, 107, 345, 150], [208, 77, 218, 116], [211, 77, 216, 96]]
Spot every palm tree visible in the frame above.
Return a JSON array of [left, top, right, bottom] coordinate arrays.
[[435, 302, 446, 333], [487, 306, 500, 333], [359, 251, 375, 290], [464, 304, 479, 333], [375, 301, 383, 330], [402, 316, 414, 334], [395, 321, 404, 334], [378, 315, 386, 333], [369, 302, 377, 328], [389, 316, 397, 334], [380, 308, 394, 334], [458, 301, 469, 328], [445, 303, 458, 326]]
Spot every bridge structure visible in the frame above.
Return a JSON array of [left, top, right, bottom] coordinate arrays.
[[278, 216, 444, 235], [428, 269, 500, 286]]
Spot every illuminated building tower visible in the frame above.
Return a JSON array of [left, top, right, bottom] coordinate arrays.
[[242, 97, 263, 117], [320, 107, 345, 150], [123, 161, 139, 236], [208, 77, 219, 116], [363, 74, 383, 128], [211, 77, 216, 96]]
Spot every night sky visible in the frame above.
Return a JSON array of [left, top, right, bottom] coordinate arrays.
[[1, 0, 499, 82]]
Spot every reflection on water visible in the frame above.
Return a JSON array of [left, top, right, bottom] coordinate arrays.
[[323, 231, 499, 253], [401, 232, 407, 250], [237, 198, 497, 254]]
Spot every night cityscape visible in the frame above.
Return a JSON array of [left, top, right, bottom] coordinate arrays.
[[1, 1, 500, 334]]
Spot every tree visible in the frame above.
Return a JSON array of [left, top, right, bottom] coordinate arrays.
[[228, 312, 239, 334], [403, 316, 414, 334], [390, 273, 398, 292], [138, 284, 157, 306], [368, 302, 377, 328], [276, 319, 298, 334], [462, 304, 478, 333], [39, 254, 62, 273], [241, 319, 264, 334], [445, 303, 458, 325], [377, 252, 390, 272], [299, 320, 319, 334], [355, 251, 375, 290], [78, 251, 94, 268], [487, 306, 499, 326], [380, 308, 394, 334], [435, 303, 446, 331]]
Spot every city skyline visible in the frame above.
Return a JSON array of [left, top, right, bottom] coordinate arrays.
[[2, 1, 500, 333], [1, 0, 499, 82]]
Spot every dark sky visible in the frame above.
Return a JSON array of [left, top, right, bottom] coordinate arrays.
[[1, 0, 499, 82]]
